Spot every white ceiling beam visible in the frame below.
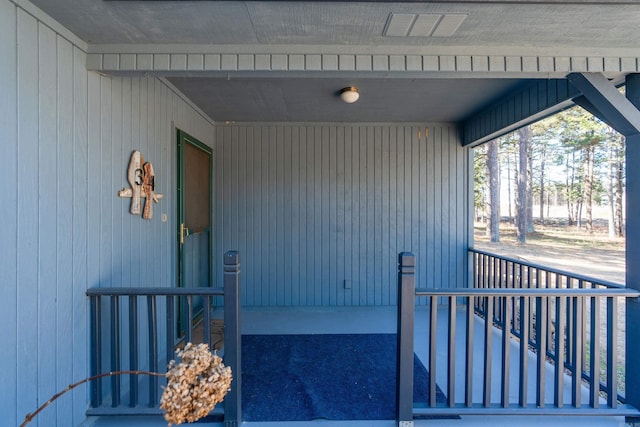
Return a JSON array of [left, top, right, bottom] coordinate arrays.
[[86, 52, 639, 78]]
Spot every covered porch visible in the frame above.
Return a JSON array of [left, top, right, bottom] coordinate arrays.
[[4, 1, 640, 426]]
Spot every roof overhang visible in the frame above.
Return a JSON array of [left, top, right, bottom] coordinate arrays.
[[25, 0, 640, 142]]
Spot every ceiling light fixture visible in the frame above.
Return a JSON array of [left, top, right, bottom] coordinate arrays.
[[340, 86, 360, 104]]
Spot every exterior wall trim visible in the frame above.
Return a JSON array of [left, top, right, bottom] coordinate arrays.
[[87, 52, 640, 76]]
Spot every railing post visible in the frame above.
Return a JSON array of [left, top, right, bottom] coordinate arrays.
[[626, 72, 640, 422], [224, 251, 242, 427], [397, 252, 415, 427]]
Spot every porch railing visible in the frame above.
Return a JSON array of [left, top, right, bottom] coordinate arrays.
[[86, 251, 242, 427], [470, 247, 629, 402], [396, 251, 640, 425]]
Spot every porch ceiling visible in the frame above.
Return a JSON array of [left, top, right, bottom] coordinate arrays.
[[29, 1, 640, 48], [165, 76, 524, 123], [29, 0, 640, 124]]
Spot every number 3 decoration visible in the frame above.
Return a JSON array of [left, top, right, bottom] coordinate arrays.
[[118, 150, 164, 219]]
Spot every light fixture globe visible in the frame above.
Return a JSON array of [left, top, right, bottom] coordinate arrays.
[[339, 86, 360, 104]]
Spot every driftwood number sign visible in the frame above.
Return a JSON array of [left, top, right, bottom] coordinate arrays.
[[118, 150, 163, 219]]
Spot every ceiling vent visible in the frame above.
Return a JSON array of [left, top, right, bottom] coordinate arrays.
[[384, 13, 467, 37]]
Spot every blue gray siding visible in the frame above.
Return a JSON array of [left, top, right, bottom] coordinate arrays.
[[2, 4, 472, 425], [0, 3, 214, 425], [462, 79, 580, 146], [215, 124, 470, 307]]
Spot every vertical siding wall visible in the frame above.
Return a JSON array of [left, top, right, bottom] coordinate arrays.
[[215, 124, 469, 307], [0, 3, 214, 426]]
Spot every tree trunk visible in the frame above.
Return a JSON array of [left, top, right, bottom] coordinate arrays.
[[516, 126, 529, 243], [526, 140, 535, 233], [584, 145, 594, 233], [539, 150, 545, 225], [487, 139, 500, 242], [506, 153, 513, 222], [565, 157, 572, 225], [577, 202, 583, 228], [615, 139, 625, 237], [608, 142, 616, 238], [566, 152, 576, 226]]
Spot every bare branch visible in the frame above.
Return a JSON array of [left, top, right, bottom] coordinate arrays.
[[21, 370, 166, 427]]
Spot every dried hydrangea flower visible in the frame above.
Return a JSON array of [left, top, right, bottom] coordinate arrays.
[[160, 343, 232, 426]]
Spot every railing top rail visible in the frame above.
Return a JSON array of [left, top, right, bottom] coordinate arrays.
[[86, 287, 225, 297], [416, 287, 640, 297], [469, 247, 626, 290]]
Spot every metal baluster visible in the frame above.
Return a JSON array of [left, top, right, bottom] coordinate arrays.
[[129, 295, 138, 407], [480, 253, 485, 289], [204, 295, 212, 347], [501, 296, 511, 408], [572, 296, 583, 408], [497, 259, 504, 325], [589, 295, 601, 408], [484, 296, 494, 407], [566, 277, 574, 369], [147, 295, 158, 407], [480, 253, 486, 312], [476, 253, 480, 287], [429, 295, 437, 407], [519, 295, 529, 407], [528, 266, 534, 340], [166, 295, 175, 368], [580, 280, 587, 374], [186, 295, 193, 344], [493, 257, 499, 323], [509, 262, 522, 339], [474, 252, 479, 289], [547, 273, 554, 358], [607, 296, 618, 408], [448, 296, 456, 408], [111, 296, 121, 407], [90, 295, 102, 407], [536, 296, 547, 408], [466, 295, 475, 408], [554, 296, 566, 408], [530, 268, 540, 344]]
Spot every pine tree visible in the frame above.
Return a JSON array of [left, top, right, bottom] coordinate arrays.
[[516, 126, 530, 243], [486, 138, 500, 242]]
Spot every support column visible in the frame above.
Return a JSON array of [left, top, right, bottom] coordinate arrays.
[[626, 73, 640, 414], [224, 251, 242, 427], [397, 252, 415, 427]]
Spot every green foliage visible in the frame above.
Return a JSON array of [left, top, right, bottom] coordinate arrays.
[[472, 103, 625, 230]]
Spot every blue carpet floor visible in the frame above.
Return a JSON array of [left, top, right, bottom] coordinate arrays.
[[241, 333, 447, 421]]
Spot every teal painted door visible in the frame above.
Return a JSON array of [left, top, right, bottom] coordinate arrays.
[[177, 130, 213, 334]]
